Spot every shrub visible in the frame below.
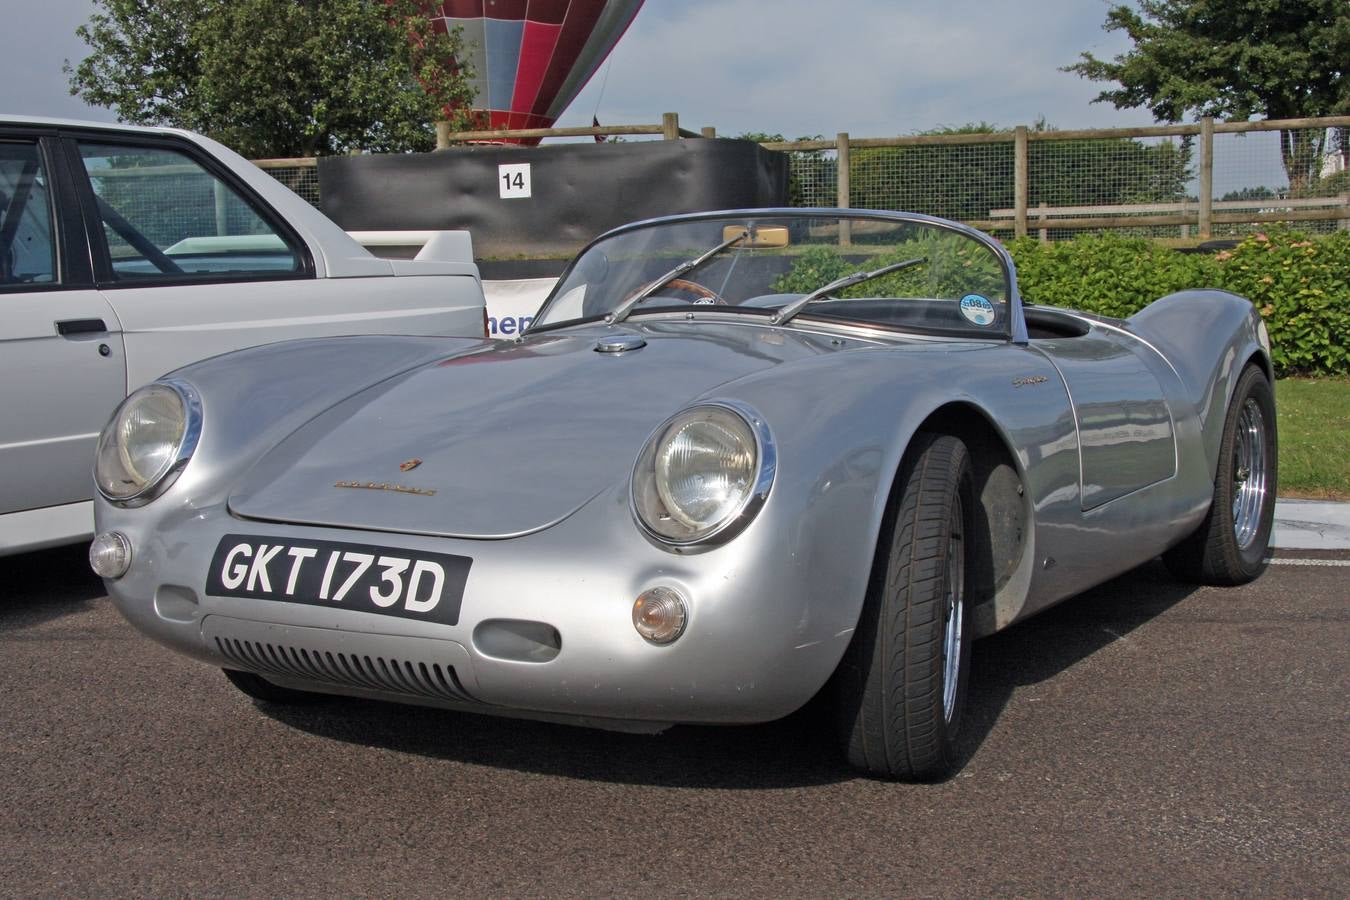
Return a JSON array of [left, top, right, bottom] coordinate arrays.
[[1009, 229, 1350, 376], [771, 233, 1005, 301], [1212, 229, 1350, 376]]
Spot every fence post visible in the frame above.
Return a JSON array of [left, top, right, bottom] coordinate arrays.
[[837, 132, 851, 245], [1014, 125, 1029, 239], [1340, 193, 1349, 231], [1037, 201, 1048, 243], [212, 181, 229, 236], [700, 126, 716, 139], [435, 121, 450, 150], [1198, 116, 1214, 239], [662, 113, 680, 140]]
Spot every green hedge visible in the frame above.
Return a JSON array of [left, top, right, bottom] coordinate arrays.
[[1008, 228, 1350, 376]]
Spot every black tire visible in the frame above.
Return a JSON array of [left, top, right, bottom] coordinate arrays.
[[223, 669, 328, 705], [835, 432, 975, 781], [1164, 364, 1278, 585]]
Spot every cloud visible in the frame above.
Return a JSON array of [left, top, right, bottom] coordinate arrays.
[[4, 0, 1153, 136], [0, 0, 116, 121], [560, 0, 1153, 136]]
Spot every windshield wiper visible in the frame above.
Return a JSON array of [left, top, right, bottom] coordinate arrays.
[[606, 229, 749, 324], [770, 256, 927, 326]]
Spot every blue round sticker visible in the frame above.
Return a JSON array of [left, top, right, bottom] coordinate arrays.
[[959, 294, 995, 326]]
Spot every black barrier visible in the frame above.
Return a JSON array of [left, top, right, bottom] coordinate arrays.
[[317, 140, 788, 262]]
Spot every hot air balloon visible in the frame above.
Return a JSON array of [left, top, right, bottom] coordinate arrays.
[[431, 1, 644, 141]]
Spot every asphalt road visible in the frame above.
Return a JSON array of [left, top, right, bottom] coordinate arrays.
[[2, 545, 1346, 897]]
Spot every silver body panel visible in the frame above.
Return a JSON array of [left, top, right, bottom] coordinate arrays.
[[97, 208, 1270, 729], [0, 117, 486, 555]]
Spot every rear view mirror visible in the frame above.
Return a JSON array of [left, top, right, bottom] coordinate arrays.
[[724, 225, 789, 248]]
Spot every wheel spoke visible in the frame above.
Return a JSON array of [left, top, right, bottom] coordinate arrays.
[[942, 496, 965, 723], [1232, 398, 1267, 549]]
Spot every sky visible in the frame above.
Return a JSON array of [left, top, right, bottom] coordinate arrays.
[[555, 0, 1156, 137], [0, 0, 1286, 192], [0, 0, 1152, 134]]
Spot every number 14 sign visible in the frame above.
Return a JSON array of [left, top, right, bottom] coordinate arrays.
[[498, 163, 532, 199]]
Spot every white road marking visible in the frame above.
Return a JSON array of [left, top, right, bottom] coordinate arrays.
[[1264, 558, 1350, 567]]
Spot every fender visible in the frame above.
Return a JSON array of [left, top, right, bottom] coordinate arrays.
[[98, 335, 491, 520], [1125, 290, 1271, 479], [702, 338, 1064, 653]]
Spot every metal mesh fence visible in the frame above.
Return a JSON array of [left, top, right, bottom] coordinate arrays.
[[851, 140, 1012, 225], [1023, 134, 1194, 241], [785, 149, 837, 207], [253, 161, 322, 209], [779, 119, 1348, 240], [1209, 125, 1349, 236]]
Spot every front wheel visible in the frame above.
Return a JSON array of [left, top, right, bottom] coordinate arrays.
[[1164, 364, 1278, 585], [835, 432, 974, 780]]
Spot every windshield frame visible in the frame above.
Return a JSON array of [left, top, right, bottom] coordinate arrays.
[[526, 208, 1028, 343]]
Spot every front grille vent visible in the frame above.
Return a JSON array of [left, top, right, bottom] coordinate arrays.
[[214, 636, 474, 704]]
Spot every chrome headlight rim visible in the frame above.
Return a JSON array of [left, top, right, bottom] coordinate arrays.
[[630, 400, 776, 548], [94, 379, 202, 507]]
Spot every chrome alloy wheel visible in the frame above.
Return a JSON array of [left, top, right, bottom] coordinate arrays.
[[1231, 397, 1268, 550], [942, 494, 966, 723]]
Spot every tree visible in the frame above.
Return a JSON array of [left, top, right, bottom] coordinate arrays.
[[1064, 0, 1350, 194], [1221, 186, 1280, 202], [68, 0, 477, 158]]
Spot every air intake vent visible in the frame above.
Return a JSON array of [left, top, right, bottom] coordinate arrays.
[[215, 637, 473, 703], [202, 615, 479, 704]]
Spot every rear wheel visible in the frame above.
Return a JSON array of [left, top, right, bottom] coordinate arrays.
[[835, 432, 974, 780], [223, 669, 328, 705], [1164, 364, 1277, 585]]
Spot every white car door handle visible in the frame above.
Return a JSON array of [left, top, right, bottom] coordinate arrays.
[[55, 318, 108, 336]]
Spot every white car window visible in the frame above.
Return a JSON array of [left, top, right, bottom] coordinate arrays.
[[0, 141, 55, 286], [78, 141, 302, 282]]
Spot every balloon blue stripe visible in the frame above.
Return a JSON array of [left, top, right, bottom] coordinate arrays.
[[485, 18, 526, 111]]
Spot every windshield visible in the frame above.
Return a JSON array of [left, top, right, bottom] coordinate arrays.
[[532, 212, 1011, 337]]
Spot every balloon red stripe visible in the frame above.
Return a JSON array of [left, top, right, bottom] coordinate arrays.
[[509, 21, 563, 128]]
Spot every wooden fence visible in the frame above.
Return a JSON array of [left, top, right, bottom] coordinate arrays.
[[760, 116, 1350, 239], [268, 113, 1350, 239]]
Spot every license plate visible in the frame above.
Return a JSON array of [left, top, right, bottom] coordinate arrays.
[[205, 534, 471, 626]]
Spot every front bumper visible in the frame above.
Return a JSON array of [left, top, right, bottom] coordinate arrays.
[[98, 488, 859, 729]]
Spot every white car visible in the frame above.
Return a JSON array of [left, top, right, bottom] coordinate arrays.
[[0, 116, 487, 555]]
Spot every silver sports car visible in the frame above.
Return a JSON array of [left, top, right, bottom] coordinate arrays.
[[92, 210, 1276, 780]]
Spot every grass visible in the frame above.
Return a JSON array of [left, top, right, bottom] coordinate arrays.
[[1276, 378, 1350, 500]]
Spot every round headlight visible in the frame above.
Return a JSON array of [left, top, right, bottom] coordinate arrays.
[[95, 381, 199, 504], [632, 403, 774, 545]]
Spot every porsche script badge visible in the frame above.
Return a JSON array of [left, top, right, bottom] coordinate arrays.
[[334, 481, 437, 497], [399, 458, 423, 472]]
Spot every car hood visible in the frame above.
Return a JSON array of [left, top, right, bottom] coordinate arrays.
[[228, 321, 852, 538]]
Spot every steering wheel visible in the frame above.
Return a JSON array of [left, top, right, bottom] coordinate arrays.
[[665, 278, 725, 305], [626, 277, 726, 307]]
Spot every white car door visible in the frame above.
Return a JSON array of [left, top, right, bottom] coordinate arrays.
[[72, 137, 472, 389], [0, 135, 127, 521]]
